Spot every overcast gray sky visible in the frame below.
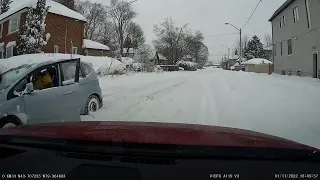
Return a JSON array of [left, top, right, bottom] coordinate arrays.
[[93, 0, 285, 62]]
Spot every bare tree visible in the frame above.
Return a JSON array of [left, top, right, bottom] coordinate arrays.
[[53, 0, 75, 10], [264, 33, 273, 49], [123, 22, 145, 55], [76, 1, 106, 41], [153, 18, 208, 66], [109, 0, 136, 56], [98, 19, 118, 55], [233, 35, 249, 55]]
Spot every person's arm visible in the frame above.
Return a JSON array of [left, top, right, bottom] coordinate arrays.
[[46, 82, 53, 88], [42, 73, 53, 89]]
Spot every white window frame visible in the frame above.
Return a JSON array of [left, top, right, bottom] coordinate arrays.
[[6, 45, 15, 58], [72, 47, 78, 55], [305, 0, 311, 29], [0, 44, 4, 59], [293, 6, 299, 23], [287, 39, 292, 55], [54, 45, 59, 53], [8, 15, 20, 35]]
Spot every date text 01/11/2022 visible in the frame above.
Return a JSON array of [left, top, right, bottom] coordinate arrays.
[[274, 174, 319, 179]]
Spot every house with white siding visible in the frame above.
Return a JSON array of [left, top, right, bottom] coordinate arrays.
[[269, 0, 320, 78]]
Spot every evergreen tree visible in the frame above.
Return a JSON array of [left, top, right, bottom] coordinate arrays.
[[53, 0, 75, 10], [243, 35, 268, 60], [16, 0, 51, 55], [0, 0, 12, 14]]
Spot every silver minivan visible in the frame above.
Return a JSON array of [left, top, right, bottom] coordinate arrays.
[[0, 58, 103, 128]]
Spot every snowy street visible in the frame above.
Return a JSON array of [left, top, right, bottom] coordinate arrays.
[[83, 68, 320, 149]]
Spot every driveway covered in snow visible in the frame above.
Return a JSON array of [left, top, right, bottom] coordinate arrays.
[[83, 68, 320, 149]]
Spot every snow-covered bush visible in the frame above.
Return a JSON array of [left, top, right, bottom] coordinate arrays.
[[16, 0, 51, 55], [177, 61, 197, 71]]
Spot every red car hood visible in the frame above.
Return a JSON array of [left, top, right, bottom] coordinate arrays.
[[0, 121, 316, 151]]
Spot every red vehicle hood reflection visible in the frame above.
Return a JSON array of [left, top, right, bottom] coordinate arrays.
[[0, 121, 316, 150]]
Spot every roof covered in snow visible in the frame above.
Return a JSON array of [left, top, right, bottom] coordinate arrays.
[[243, 58, 273, 65], [83, 39, 110, 51], [269, 0, 294, 21], [157, 53, 168, 60], [0, 0, 87, 22]]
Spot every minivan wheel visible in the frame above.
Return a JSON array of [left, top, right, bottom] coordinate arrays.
[[85, 95, 100, 115], [0, 118, 20, 128]]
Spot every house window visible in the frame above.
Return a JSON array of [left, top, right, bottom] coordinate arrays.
[[293, 6, 299, 23], [6, 45, 15, 58], [0, 45, 3, 59], [280, 42, 283, 56], [84, 49, 88, 56], [288, 39, 292, 55], [274, 44, 277, 57], [0, 23, 3, 38], [305, 0, 311, 28], [282, 15, 286, 27], [9, 16, 20, 34], [54, 45, 59, 53], [280, 17, 283, 28], [72, 47, 77, 55]]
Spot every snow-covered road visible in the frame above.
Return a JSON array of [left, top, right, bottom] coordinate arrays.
[[83, 68, 320, 149]]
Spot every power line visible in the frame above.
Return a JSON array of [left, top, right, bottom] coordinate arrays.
[[242, 0, 263, 30]]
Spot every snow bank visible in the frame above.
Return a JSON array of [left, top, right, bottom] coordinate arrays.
[[244, 58, 273, 65], [83, 39, 110, 50], [121, 57, 135, 65], [0, 0, 86, 22], [177, 61, 197, 71], [0, 54, 126, 76]]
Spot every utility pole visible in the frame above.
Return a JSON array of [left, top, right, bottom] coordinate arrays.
[[239, 28, 242, 61]]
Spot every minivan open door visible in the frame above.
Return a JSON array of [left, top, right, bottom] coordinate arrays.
[[23, 59, 81, 125]]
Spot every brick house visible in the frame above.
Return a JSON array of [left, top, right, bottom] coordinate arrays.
[[0, 0, 89, 59], [83, 39, 111, 57]]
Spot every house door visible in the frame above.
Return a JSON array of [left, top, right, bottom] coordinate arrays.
[[313, 53, 318, 78]]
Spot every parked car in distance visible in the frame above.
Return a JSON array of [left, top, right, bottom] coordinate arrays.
[[0, 58, 103, 128]]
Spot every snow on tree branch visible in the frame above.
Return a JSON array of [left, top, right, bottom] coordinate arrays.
[[16, 0, 51, 55]]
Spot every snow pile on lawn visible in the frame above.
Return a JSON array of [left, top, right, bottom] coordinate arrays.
[[121, 57, 135, 65], [0, 54, 126, 76], [83, 39, 110, 50], [177, 61, 197, 71], [0, 0, 86, 21], [81, 56, 126, 76], [244, 58, 272, 65]]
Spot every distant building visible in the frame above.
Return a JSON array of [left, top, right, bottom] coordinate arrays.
[[123, 48, 135, 58], [0, 0, 86, 58], [269, 0, 320, 77], [83, 39, 111, 57], [151, 52, 168, 65]]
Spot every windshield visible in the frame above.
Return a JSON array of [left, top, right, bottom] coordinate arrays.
[[0, 65, 31, 90], [0, 0, 319, 152]]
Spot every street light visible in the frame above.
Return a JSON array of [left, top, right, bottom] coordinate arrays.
[[225, 22, 242, 61]]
